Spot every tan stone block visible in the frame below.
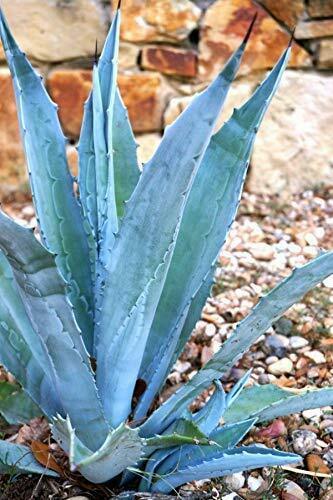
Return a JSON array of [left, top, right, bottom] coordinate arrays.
[[0, 0, 107, 63], [141, 46, 197, 77], [164, 75, 262, 130], [118, 73, 170, 132], [198, 0, 311, 81], [256, 0, 304, 29], [318, 39, 333, 68], [66, 145, 79, 178], [136, 133, 161, 164], [249, 71, 333, 196], [48, 69, 170, 136], [119, 43, 140, 70], [164, 96, 193, 128], [295, 19, 333, 39], [112, 0, 201, 43], [307, 0, 333, 18], [47, 70, 92, 139], [0, 68, 26, 193]]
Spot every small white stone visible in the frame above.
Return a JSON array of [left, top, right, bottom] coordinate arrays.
[[289, 336, 309, 350], [316, 438, 328, 448], [302, 408, 322, 422], [205, 323, 216, 338], [21, 205, 35, 217], [222, 494, 239, 500], [249, 242, 275, 261], [266, 355, 279, 365], [224, 472, 245, 491], [304, 350, 326, 364], [268, 357, 293, 375], [323, 274, 333, 288], [314, 227, 325, 240], [248, 475, 264, 492], [174, 360, 191, 374], [67, 497, 90, 500], [304, 233, 318, 246], [303, 246, 318, 258]]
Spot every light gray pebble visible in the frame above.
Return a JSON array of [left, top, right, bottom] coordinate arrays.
[[292, 430, 317, 455]]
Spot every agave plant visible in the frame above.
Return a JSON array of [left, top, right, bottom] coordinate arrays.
[[0, 4, 332, 495]]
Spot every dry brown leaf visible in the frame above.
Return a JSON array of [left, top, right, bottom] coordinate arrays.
[[30, 440, 64, 475], [15, 417, 50, 445]]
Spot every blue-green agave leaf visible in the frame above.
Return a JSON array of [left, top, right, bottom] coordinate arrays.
[[0, 246, 108, 450], [78, 7, 139, 235], [0, 210, 88, 364], [136, 45, 290, 421], [210, 418, 257, 447], [0, 8, 95, 353], [0, 250, 61, 418], [0, 440, 58, 476], [45, 334, 109, 451], [96, 33, 250, 428], [225, 384, 333, 423], [140, 418, 256, 492], [192, 380, 226, 434], [144, 418, 210, 451], [151, 445, 300, 494], [225, 369, 252, 408], [52, 415, 143, 484], [113, 89, 140, 218], [224, 384, 291, 423], [0, 381, 41, 424], [92, 65, 110, 241], [141, 251, 333, 437]]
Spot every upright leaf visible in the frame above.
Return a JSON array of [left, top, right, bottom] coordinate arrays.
[[192, 380, 226, 434], [0, 9, 94, 352], [141, 251, 333, 437], [136, 44, 290, 420], [78, 7, 139, 237], [113, 90, 141, 218], [96, 36, 250, 427]]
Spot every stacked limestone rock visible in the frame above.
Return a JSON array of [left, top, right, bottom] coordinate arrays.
[[0, 0, 332, 197]]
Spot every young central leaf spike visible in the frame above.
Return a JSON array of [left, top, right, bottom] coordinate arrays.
[[0, 5, 331, 494]]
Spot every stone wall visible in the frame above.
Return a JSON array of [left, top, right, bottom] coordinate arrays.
[[1, 0, 333, 196]]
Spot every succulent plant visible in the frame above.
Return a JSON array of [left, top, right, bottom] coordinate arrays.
[[0, 4, 332, 495]]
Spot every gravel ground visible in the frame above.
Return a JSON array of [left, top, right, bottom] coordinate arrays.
[[1, 186, 333, 499]]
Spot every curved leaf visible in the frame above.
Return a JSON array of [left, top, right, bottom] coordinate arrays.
[[151, 445, 300, 493], [192, 380, 226, 434], [225, 384, 333, 424], [0, 251, 61, 418], [141, 251, 333, 437], [0, 209, 88, 364], [0, 9, 94, 352]]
